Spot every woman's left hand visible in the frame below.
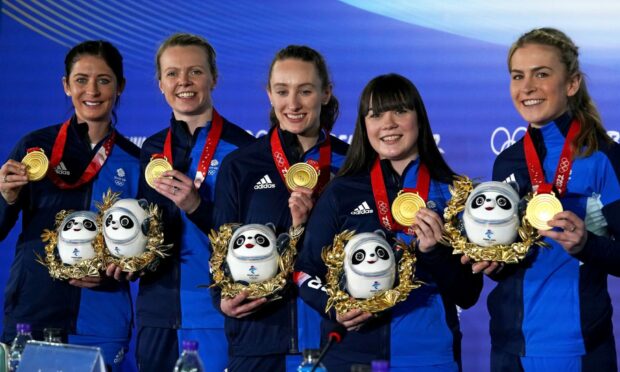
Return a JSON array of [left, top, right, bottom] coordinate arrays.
[[413, 208, 445, 253], [153, 170, 201, 214], [538, 210, 587, 255], [289, 186, 314, 227]]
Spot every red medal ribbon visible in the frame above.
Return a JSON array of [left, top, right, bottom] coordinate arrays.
[[47, 119, 116, 189], [270, 129, 332, 194], [26, 147, 43, 153], [158, 109, 224, 189], [370, 157, 430, 235], [523, 119, 580, 197]]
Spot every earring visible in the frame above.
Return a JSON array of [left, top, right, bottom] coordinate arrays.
[[66, 92, 71, 96]]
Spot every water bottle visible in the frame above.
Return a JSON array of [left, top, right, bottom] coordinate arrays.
[[173, 340, 204, 372], [371, 360, 389, 372], [298, 349, 327, 372], [9, 323, 33, 372]]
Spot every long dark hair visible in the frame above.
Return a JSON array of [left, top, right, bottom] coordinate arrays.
[[267, 45, 339, 131], [339, 73, 456, 183], [508, 27, 612, 156]]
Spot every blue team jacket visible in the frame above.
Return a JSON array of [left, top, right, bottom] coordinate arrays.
[[490, 113, 620, 357], [295, 158, 482, 370], [212, 127, 349, 356], [136, 114, 255, 329], [0, 117, 140, 343]]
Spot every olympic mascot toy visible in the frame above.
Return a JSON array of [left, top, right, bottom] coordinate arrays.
[[57, 211, 99, 264], [226, 223, 288, 283], [103, 198, 150, 258], [343, 231, 396, 299], [463, 181, 520, 246]]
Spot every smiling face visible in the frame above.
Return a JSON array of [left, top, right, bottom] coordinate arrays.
[[158, 45, 215, 126], [469, 191, 514, 221], [60, 213, 98, 242], [229, 225, 276, 260], [267, 58, 331, 139], [104, 210, 137, 241], [509, 43, 580, 127], [345, 234, 394, 276], [63, 55, 122, 125], [365, 107, 419, 172]]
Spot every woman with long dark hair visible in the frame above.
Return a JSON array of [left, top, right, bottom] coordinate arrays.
[[296, 73, 482, 371]]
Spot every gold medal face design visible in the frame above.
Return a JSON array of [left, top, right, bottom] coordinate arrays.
[[145, 157, 173, 189], [391, 192, 426, 227], [526, 193, 563, 230], [21, 150, 49, 181], [285, 163, 318, 190]]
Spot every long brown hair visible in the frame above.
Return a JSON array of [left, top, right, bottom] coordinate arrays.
[[508, 27, 612, 157]]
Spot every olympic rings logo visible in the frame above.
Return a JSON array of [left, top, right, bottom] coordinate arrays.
[[558, 157, 570, 173], [490, 126, 527, 155]]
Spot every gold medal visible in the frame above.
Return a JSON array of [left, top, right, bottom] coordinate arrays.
[[391, 191, 426, 227], [145, 157, 173, 189], [21, 149, 49, 181], [285, 163, 319, 190], [526, 193, 563, 230]]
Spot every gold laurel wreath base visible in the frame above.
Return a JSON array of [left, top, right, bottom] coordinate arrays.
[[209, 223, 304, 300], [442, 176, 547, 264], [37, 189, 170, 280], [322, 230, 423, 315]]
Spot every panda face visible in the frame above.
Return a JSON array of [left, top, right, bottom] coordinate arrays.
[[347, 239, 393, 276], [230, 230, 275, 259], [468, 190, 516, 222], [59, 215, 98, 242], [103, 209, 139, 242]]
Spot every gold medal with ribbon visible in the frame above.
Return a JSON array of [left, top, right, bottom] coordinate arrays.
[[525, 193, 563, 230], [21, 148, 49, 181], [391, 191, 426, 226], [285, 162, 319, 190], [145, 156, 173, 189]]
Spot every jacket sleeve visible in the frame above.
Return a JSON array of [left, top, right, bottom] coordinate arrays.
[[294, 184, 341, 319], [417, 245, 483, 309], [0, 140, 28, 241]]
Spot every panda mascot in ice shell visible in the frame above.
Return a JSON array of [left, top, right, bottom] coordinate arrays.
[[344, 231, 396, 299], [226, 223, 288, 283], [463, 181, 520, 247], [57, 211, 99, 265], [103, 199, 150, 258]]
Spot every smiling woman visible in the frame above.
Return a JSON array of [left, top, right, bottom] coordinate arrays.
[[0, 40, 141, 371]]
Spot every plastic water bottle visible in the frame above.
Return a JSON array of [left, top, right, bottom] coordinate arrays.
[[173, 340, 204, 372], [9, 323, 33, 372], [298, 349, 327, 372]]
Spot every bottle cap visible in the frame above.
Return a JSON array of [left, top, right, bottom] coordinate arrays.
[[302, 348, 320, 360], [16, 323, 31, 333], [182, 340, 199, 351]]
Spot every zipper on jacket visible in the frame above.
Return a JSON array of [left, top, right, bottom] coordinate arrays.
[[290, 297, 298, 353]]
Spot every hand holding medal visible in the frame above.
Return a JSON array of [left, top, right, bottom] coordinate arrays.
[[0, 159, 29, 204]]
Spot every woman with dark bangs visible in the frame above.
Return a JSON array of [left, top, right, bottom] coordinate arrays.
[[295, 73, 482, 371]]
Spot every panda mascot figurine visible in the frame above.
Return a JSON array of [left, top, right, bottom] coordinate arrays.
[[463, 181, 520, 247], [57, 211, 99, 265], [103, 199, 150, 258], [226, 223, 287, 284], [343, 231, 396, 299]]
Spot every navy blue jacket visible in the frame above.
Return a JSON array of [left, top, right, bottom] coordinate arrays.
[[212, 127, 349, 356], [1, 117, 140, 343], [295, 158, 482, 369], [136, 114, 254, 329], [491, 113, 620, 357]]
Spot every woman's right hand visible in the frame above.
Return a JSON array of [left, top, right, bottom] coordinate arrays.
[[336, 308, 373, 331], [0, 160, 28, 204], [220, 291, 268, 318]]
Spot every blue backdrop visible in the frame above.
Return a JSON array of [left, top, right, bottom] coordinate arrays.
[[1, 1, 619, 371]]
